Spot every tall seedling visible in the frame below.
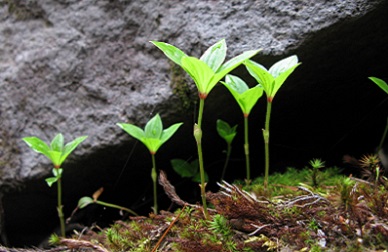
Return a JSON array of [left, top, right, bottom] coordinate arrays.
[[117, 114, 182, 214], [245, 56, 300, 190], [22, 133, 88, 237], [151, 39, 260, 218], [221, 75, 264, 182]]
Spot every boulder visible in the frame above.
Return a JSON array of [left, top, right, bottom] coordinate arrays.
[[0, 0, 387, 247]]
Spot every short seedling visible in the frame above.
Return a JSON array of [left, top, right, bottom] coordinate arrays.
[[216, 119, 238, 181], [117, 114, 182, 214], [75, 187, 138, 217], [245, 56, 300, 190], [221, 75, 264, 181], [309, 158, 325, 187], [171, 158, 208, 183], [369, 77, 388, 153], [22, 133, 88, 237], [151, 39, 260, 219]]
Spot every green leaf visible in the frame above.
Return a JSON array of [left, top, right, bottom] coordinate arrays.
[[45, 177, 58, 187], [143, 138, 162, 154], [45, 168, 62, 187], [200, 39, 226, 72], [160, 122, 183, 145], [271, 63, 300, 100], [369, 77, 388, 95], [216, 119, 237, 144], [50, 133, 64, 152], [150, 41, 187, 66], [181, 56, 214, 94], [222, 75, 264, 115], [244, 60, 274, 95], [78, 196, 94, 209], [118, 116, 182, 154], [22, 137, 51, 160], [48, 150, 62, 167], [224, 74, 249, 94], [171, 159, 198, 178], [269, 55, 299, 78], [144, 114, 163, 139], [117, 123, 145, 141], [245, 56, 300, 100], [60, 136, 88, 166]]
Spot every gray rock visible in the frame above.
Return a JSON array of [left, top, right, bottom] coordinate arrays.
[[0, 0, 387, 247]]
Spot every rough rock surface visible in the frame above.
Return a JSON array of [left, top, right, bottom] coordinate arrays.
[[0, 0, 387, 247]]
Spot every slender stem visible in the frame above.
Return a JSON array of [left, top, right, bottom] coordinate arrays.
[[220, 142, 232, 181], [95, 200, 138, 216], [194, 97, 209, 219], [377, 116, 388, 152], [263, 101, 272, 190], [244, 115, 251, 182], [56, 174, 65, 237], [151, 153, 158, 214]]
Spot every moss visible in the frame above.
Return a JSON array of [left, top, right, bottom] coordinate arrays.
[[169, 63, 196, 112]]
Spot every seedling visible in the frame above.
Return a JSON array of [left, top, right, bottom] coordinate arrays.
[[117, 114, 182, 214], [22, 133, 88, 237], [171, 158, 208, 183], [309, 158, 325, 187], [245, 55, 300, 190], [75, 187, 138, 217], [216, 119, 237, 181], [151, 39, 260, 219], [221, 75, 264, 181], [369, 77, 388, 153]]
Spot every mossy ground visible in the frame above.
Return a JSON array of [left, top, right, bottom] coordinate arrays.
[[8, 163, 388, 251], [39, 162, 388, 252]]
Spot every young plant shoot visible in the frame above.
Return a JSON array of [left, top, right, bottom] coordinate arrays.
[[75, 187, 138, 217], [151, 39, 260, 219], [216, 119, 237, 181], [117, 114, 182, 214], [22, 133, 88, 237], [369, 77, 388, 153], [245, 55, 300, 190], [221, 75, 264, 181], [309, 158, 325, 187]]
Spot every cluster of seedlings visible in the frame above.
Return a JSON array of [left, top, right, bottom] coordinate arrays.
[[20, 39, 388, 251]]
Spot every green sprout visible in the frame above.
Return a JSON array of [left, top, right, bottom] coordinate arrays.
[[221, 74, 264, 182], [22, 133, 88, 237], [171, 158, 208, 183], [151, 39, 260, 219], [76, 187, 138, 216], [309, 158, 325, 187], [245, 55, 300, 190], [369, 77, 388, 153], [216, 119, 237, 181], [117, 114, 182, 214]]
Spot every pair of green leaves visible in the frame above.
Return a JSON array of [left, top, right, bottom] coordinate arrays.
[[222, 75, 264, 117], [369, 77, 388, 95], [117, 114, 183, 154], [245, 55, 301, 101], [171, 159, 208, 183], [22, 133, 88, 186], [151, 39, 261, 97], [216, 119, 237, 145]]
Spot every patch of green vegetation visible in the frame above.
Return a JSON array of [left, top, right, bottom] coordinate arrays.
[[169, 63, 196, 112]]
